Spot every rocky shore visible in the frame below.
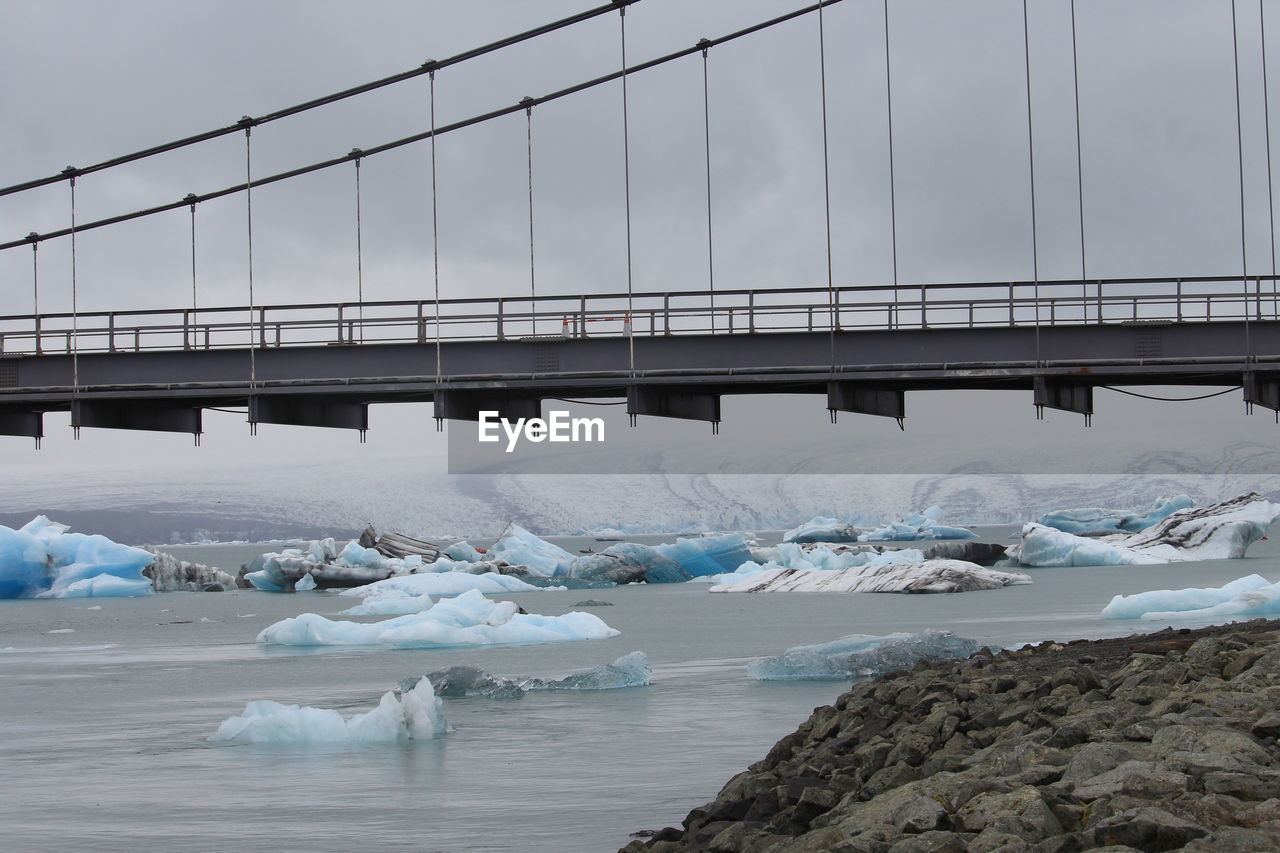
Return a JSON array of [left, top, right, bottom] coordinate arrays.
[[621, 620, 1280, 853]]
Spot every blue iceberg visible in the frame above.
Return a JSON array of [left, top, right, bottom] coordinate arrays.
[[488, 523, 576, 578], [0, 516, 155, 599], [1101, 574, 1280, 620], [748, 630, 985, 680], [653, 533, 754, 578], [569, 543, 690, 584], [1036, 495, 1195, 536], [210, 677, 448, 745]]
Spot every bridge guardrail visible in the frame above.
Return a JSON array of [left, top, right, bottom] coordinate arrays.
[[1, 276, 1277, 356]]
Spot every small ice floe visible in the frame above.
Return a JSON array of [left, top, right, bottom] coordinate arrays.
[[209, 678, 448, 745], [294, 573, 317, 592], [86, 605, 102, 611], [1101, 574, 1280, 621], [257, 588, 619, 648], [199, 617, 216, 623], [1010, 492, 1280, 567], [783, 506, 976, 544], [709, 560, 1030, 594], [417, 651, 651, 700], [748, 630, 985, 681], [46, 628, 75, 634]]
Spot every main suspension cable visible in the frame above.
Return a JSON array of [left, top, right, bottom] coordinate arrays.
[[3, 0, 848, 254], [0, 1, 642, 199]]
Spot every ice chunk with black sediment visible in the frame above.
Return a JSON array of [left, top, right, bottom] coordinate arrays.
[[569, 542, 690, 584], [1036, 494, 1195, 536], [1010, 492, 1280, 567], [258, 588, 618, 648], [783, 517, 861, 544], [748, 630, 985, 680], [142, 548, 236, 591], [417, 651, 651, 699], [1101, 574, 1280, 620], [709, 559, 1030, 594], [209, 677, 448, 744], [0, 516, 155, 599]]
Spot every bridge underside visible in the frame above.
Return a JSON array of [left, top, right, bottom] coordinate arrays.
[[1, 321, 1277, 436]]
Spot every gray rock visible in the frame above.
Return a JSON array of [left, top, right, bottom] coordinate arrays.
[[886, 830, 970, 853], [891, 796, 949, 834], [1060, 743, 1135, 784], [1151, 725, 1271, 765], [1086, 806, 1210, 850], [1180, 827, 1280, 852]]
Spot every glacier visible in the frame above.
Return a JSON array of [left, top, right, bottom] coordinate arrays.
[[1101, 574, 1280, 620], [748, 630, 985, 680], [0, 516, 154, 599], [419, 651, 651, 699], [1010, 492, 1280, 567], [1035, 494, 1195, 536], [709, 560, 1031, 594], [257, 588, 619, 648], [209, 677, 448, 745]]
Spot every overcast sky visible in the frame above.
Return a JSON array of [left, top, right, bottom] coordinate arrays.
[[3, 0, 1280, 486]]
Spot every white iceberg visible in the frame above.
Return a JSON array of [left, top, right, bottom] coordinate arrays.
[[782, 516, 860, 544], [748, 630, 985, 680], [1036, 494, 1195, 536], [782, 507, 975, 544], [1101, 574, 1280, 620], [341, 570, 550, 599], [258, 588, 619, 648], [244, 537, 423, 591], [709, 560, 1030, 594], [210, 677, 448, 745], [339, 590, 435, 617], [1011, 492, 1280, 567], [422, 650, 651, 699], [487, 523, 576, 578], [0, 516, 155, 599]]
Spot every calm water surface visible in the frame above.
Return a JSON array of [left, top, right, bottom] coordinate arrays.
[[2, 528, 1277, 852]]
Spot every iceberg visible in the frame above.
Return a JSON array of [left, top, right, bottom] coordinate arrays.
[[442, 540, 485, 563], [339, 590, 435, 616], [653, 533, 754, 578], [1101, 574, 1280, 620], [294, 572, 317, 591], [209, 677, 448, 745], [341, 569, 549, 599], [1036, 494, 1195, 536], [781, 507, 976, 544], [420, 651, 651, 699], [783, 516, 860, 544], [569, 543, 690, 584], [709, 560, 1030, 594], [748, 630, 985, 680], [258, 588, 619, 648], [0, 516, 155, 599], [487, 523, 576, 578], [1011, 492, 1280, 567], [142, 548, 236, 592]]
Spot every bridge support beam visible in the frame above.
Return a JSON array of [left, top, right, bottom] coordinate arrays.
[[826, 382, 905, 422], [249, 396, 368, 431], [432, 389, 541, 422], [0, 408, 43, 441], [1034, 376, 1093, 425], [1244, 371, 1280, 412], [72, 399, 203, 435], [627, 385, 720, 430]]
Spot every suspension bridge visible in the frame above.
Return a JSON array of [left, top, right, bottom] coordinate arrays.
[[3, 0, 1280, 445]]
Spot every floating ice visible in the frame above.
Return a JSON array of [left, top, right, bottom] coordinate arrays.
[[294, 573, 317, 591], [709, 560, 1030, 594], [258, 588, 619, 648], [748, 630, 985, 680], [245, 537, 414, 591], [209, 677, 448, 745], [1101, 574, 1280, 620], [570, 542, 690, 584], [421, 651, 651, 699], [653, 533, 753, 578], [142, 548, 236, 592], [0, 516, 156, 599], [783, 507, 975, 544], [487, 523, 577, 578], [1011, 492, 1280, 567], [1036, 495, 1195, 536], [339, 590, 434, 617], [341, 570, 549, 599], [442, 540, 485, 563]]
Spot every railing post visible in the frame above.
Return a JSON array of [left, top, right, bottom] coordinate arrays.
[[204, 327, 210, 349], [1009, 283, 1015, 326], [496, 299, 505, 340], [807, 306, 813, 332], [417, 302, 425, 343], [749, 291, 756, 333], [834, 288, 841, 331], [275, 323, 282, 347], [1176, 279, 1182, 322], [919, 287, 926, 329], [34, 315, 41, 355], [108, 313, 117, 352], [183, 309, 190, 350], [579, 295, 587, 338], [337, 304, 345, 344], [1096, 280, 1103, 323], [664, 293, 671, 335], [258, 307, 267, 348]]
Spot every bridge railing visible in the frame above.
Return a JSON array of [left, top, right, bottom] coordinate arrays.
[[1, 275, 1277, 356]]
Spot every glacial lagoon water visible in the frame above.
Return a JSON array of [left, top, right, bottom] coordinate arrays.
[[3, 529, 1279, 853]]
